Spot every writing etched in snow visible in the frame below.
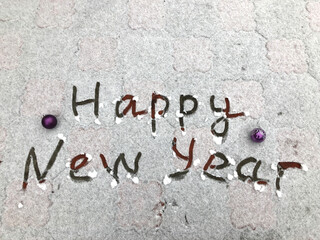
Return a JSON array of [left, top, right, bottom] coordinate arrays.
[[21, 82, 307, 197]]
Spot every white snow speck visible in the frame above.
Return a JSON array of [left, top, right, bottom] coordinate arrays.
[[182, 130, 186, 136], [75, 116, 80, 122], [244, 111, 250, 116], [95, 118, 101, 125], [233, 171, 238, 178], [213, 111, 223, 117], [132, 177, 139, 184], [126, 173, 132, 179], [276, 190, 282, 198], [65, 161, 71, 168], [254, 182, 266, 192], [116, 117, 122, 124], [99, 103, 104, 108], [227, 174, 234, 180], [155, 112, 161, 119], [163, 175, 172, 185], [172, 151, 177, 158], [58, 133, 66, 142], [209, 149, 216, 155], [112, 98, 119, 104], [176, 110, 184, 118], [301, 164, 308, 171], [152, 132, 157, 137], [213, 135, 222, 145], [201, 172, 206, 180], [18, 202, 23, 209], [204, 117, 208, 122], [193, 159, 200, 166], [86, 153, 93, 161], [271, 163, 277, 171], [137, 115, 144, 120], [227, 156, 236, 165], [37, 183, 47, 191], [111, 179, 118, 188], [88, 170, 98, 178], [133, 96, 139, 101]]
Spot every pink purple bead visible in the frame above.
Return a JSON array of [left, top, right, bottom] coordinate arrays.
[[42, 115, 57, 129], [250, 128, 266, 143]]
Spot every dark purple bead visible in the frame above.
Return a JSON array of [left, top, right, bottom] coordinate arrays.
[[42, 115, 57, 129], [250, 128, 266, 143]]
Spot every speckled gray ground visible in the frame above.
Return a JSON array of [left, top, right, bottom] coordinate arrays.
[[0, 0, 320, 239]]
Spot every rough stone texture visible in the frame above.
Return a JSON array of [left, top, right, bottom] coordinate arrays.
[[78, 37, 118, 71], [20, 79, 65, 117], [277, 127, 320, 169], [306, 2, 320, 32], [0, 0, 319, 239], [218, 0, 256, 31], [117, 181, 164, 228], [0, 34, 22, 70], [2, 179, 52, 227], [128, 0, 165, 30], [221, 80, 265, 119], [266, 39, 308, 74], [35, 0, 75, 28], [228, 180, 276, 230], [0, 127, 6, 152], [173, 37, 212, 72]]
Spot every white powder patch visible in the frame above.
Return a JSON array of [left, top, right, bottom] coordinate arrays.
[[65, 161, 71, 168], [227, 155, 236, 165], [57, 133, 66, 142], [132, 177, 139, 184], [276, 190, 282, 198], [133, 96, 139, 101], [301, 164, 308, 171], [88, 170, 98, 178], [37, 183, 47, 191], [137, 115, 144, 120], [201, 172, 206, 180], [94, 118, 101, 125], [213, 135, 223, 145], [116, 117, 122, 124], [193, 158, 200, 166], [271, 163, 277, 171], [254, 182, 266, 192], [227, 173, 234, 180], [75, 116, 80, 122], [86, 153, 93, 161], [209, 149, 216, 155], [163, 175, 172, 185], [112, 98, 120, 104], [18, 202, 23, 209], [214, 111, 223, 117], [172, 151, 177, 158], [176, 110, 184, 118], [111, 179, 118, 188]]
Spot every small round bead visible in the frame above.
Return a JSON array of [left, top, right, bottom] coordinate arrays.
[[42, 115, 58, 129], [250, 128, 266, 143]]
